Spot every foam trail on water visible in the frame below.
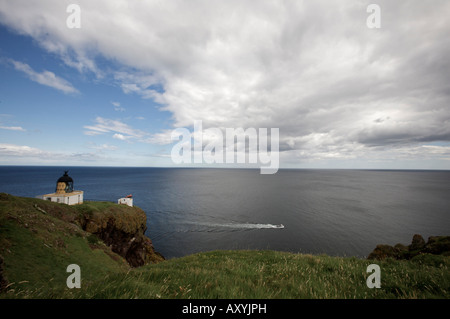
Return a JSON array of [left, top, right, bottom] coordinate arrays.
[[192, 222, 284, 230]]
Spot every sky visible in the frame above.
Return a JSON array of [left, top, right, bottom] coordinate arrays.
[[0, 0, 450, 169]]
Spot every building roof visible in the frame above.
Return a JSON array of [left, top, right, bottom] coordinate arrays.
[[57, 171, 73, 183], [42, 190, 83, 197]]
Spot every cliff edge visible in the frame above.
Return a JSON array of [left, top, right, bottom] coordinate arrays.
[[368, 234, 450, 260], [77, 201, 164, 267], [0, 193, 164, 282]]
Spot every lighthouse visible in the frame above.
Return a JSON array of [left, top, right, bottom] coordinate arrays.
[[56, 170, 74, 193], [38, 171, 84, 205], [118, 194, 133, 207]]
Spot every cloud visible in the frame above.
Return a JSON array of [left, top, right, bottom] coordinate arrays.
[[1, 0, 450, 166], [112, 133, 129, 141], [8, 59, 79, 94], [0, 114, 26, 132], [84, 116, 175, 145], [112, 71, 165, 103], [112, 101, 125, 112], [82, 116, 179, 151], [0, 143, 110, 165], [84, 130, 103, 136], [0, 125, 26, 131], [0, 143, 47, 157], [87, 143, 119, 151], [141, 130, 175, 145], [84, 116, 146, 141]]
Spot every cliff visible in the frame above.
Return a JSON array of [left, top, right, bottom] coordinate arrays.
[[368, 234, 450, 260], [0, 193, 164, 293], [77, 201, 164, 267]]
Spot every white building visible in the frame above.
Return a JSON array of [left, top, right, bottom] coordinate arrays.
[[118, 195, 133, 207], [37, 171, 83, 205]]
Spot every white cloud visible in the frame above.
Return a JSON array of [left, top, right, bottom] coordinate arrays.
[[0, 125, 26, 131], [0, 143, 46, 157], [113, 72, 163, 101], [141, 130, 175, 145], [84, 117, 146, 141], [84, 116, 177, 146], [87, 143, 119, 151], [0, 143, 112, 165], [0, 114, 26, 132], [1, 0, 450, 167], [84, 130, 103, 136], [9, 59, 79, 94], [112, 133, 128, 141], [112, 101, 125, 112]]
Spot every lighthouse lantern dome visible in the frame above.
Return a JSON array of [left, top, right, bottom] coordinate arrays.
[[56, 171, 74, 194]]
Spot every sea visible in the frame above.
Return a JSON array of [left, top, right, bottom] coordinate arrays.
[[0, 166, 449, 259]]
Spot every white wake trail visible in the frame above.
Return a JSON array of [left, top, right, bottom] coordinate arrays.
[[193, 222, 285, 230]]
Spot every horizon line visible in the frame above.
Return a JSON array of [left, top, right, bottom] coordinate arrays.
[[0, 165, 449, 172]]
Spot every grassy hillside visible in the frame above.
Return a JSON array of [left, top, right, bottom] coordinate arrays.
[[57, 250, 450, 299], [1, 194, 449, 299], [0, 193, 130, 297]]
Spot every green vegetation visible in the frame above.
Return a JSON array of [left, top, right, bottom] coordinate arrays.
[[61, 250, 449, 299], [0, 194, 129, 297], [1, 193, 449, 299]]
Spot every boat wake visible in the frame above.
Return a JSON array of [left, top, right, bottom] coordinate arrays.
[[186, 221, 285, 230], [149, 210, 284, 241], [211, 222, 283, 229]]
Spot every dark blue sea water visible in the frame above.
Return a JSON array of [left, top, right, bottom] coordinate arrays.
[[0, 166, 449, 259]]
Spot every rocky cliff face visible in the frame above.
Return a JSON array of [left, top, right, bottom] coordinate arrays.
[[368, 234, 450, 260], [78, 204, 164, 267]]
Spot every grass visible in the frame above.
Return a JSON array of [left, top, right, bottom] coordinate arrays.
[[6, 250, 447, 299], [64, 250, 449, 299], [0, 194, 130, 297], [1, 194, 449, 299]]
